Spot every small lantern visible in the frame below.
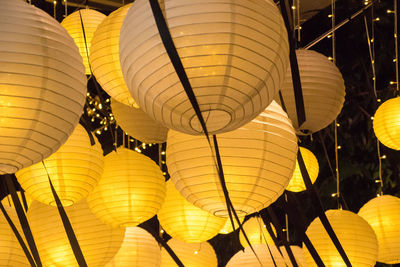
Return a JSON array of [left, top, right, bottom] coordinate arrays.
[[373, 97, 400, 150]]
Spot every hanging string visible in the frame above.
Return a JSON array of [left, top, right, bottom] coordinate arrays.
[[64, 0, 68, 17], [53, 1, 57, 19], [395, 0, 399, 93], [284, 193, 289, 242]]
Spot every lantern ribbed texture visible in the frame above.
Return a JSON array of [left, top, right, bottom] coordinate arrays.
[[161, 239, 217, 267], [286, 147, 319, 192], [239, 217, 274, 248], [281, 245, 306, 267], [16, 124, 104, 206], [111, 100, 168, 143], [219, 216, 244, 234], [304, 209, 378, 267], [158, 181, 226, 243], [278, 49, 345, 134], [106, 227, 161, 267], [90, 4, 138, 107], [28, 200, 125, 266], [61, 9, 106, 75], [119, 0, 289, 135], [226, 244, 286, 267], [0, 0, 87, 174], [167, 101, 297, 217], [87, 148, 166, 227], [358, 195, 400, 264], [373, 97, 400, 150]]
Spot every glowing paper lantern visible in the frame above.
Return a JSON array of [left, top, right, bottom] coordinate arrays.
[[239, 217, 274, 248], [281, 246, 306, 267], [167, 101, 297, 216], [106, 227, 161, 267], [286, 147, 319, 192], [373, 97, 400, 150], [219, 216, 245, 234], [304, 209, 378, 267], [0, 0, 87, 174], [161, 239, 217, 267], [120, 0, 289, 135], [1, 192, 33, 209], [28, 200, 125, 266], [87, 148, 166, 227], [111, 100, 168, 143], [226, 244, 286, 267], [61, 9, 106, 74], [158, 181, 226, 243], [16, 124, 104, 206], [358, 195, 400, 264], [278, 49, 346, 134]]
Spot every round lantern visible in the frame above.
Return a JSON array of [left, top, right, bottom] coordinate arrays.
[[281, 246, 306, 267], [158, 181, 226, 243], [219, 216, 245, 234], [16, 124, 104, 206], [304, 209, 378, 266], [161, 239, 217, 267], [358, 195, 400, 264], [226, 244, 286, 267], [87, 148, 166, 227], [119, 0, 289, 135], [61, 9, 106, 74], [167, 101, 298, 217], [28, 200, 125, 266], [373, 97, 400, 150], [278, 49, 346, 134], [0, 0, 87, 174], [106, 227, 161, 267], [286, 147, 319, 192], [1, 192, 33, 209], [111, 100, 168, 143], [239, 217, 274, 248]]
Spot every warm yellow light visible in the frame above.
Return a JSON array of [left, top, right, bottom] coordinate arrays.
[[226, 244, 286, 266], [281, 245, 307, 267], [1, 192, 33, 209], [219, 216, 245, 234], [373, 97, 400, 150], [239, 216, 275, 248]]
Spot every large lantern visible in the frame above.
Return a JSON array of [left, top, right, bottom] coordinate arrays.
[[281, 246, 307, 267], [239, 217, 274, 248], [0, 0, 87, 174], [119, 0, 289, 135], [226, 244, 286, 266], [373, 97, 400, 150]]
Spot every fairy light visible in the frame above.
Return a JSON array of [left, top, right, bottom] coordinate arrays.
[[53, 0, 57, 19], [394, 0, 399, 93]]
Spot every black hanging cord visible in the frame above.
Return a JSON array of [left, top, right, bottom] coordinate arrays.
[[79, 116, 96, 146]]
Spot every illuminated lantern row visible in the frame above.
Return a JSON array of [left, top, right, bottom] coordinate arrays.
[[16, 124, 104, 206], [373, 97, 400, 150], [0, 0, 87, 174], [120, 0, 289, 135], [226, 244, 286, 266], [219, 216, 245, 235], [167, 101, 298, 217], [239, 216, 274, 248]]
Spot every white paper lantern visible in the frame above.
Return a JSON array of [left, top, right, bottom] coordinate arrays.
[[111, 100, 168, 143], [239, 217, 274, 248], [120, 0, 289, 135], [167, 101, 297, 217], [281, 245, 306, 267], [278, 49, 346, 134], [226, 244, 286, 267], [0, 0, 87, 174], [373, 97, 400, 150]]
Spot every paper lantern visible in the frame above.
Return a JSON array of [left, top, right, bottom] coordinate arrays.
[[0, 0, 87, 174], [16, 124, 104, 206], [226, 244, 286, 267], [158, 181, 226, 243], [1, 192, 33, 210], [28, 200, 125, 266], [281, 246, 306, 267], [161, 239, 217, 267], [111, 100, 168, 143], [373, 97, 400, 150], [219, 216, 245, 234], [239, 217, 275, 248], [87, 148, 166, 227], [61, 9, 106, 74], [358, 195, 400, 264], [106, 227, 161, 267], [286, 147, 319, 192], [167, 101, 298, 216], [304, 209, 378, 267], [278, 49, 346, 134], [119, 0, 289, 135]]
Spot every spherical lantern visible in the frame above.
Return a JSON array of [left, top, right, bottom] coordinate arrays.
[[106, 227, 161, 267], [278, 49, 346, 134], [373, 97, 400, 150], [158, 181, 226, 243], [226, 244, 286, 267], [61, 9, 106, 74], [358, 195, 400, 263], [161, 239, 217, 267], [304, 209, 378, 266], [286, 147, 319, 192], [167, 101, 298, 217], [239, 217, 274, 248], [281, 246, 306, 267], [111, 100, 168, 143], [16, 124, 104, 206], [219, 216, 245, 234], [87, 148, 166, 227], [119, 0, 289, 135], [28, 200, 125, 266], [0, 0, 87, 174]]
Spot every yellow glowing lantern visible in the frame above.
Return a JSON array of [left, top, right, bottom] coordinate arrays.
[[226, 244, 286, 267], [119, 0, 289, 135], [28, 200, 125, 266], [373, 97, 400, 150], [16, 124, 104, 206], [304, 209, 378, 266], [61, 9, 106, 74], [219, 216, 245, 234], [87, 148, 166, 227], [239, 217, 275, 248], [281, 245, 307, 267], [167, 101, 297, 217], [358, 195, 400, 264], [0, 0, 87, 174], [1, 192, 33, 209]]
